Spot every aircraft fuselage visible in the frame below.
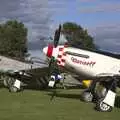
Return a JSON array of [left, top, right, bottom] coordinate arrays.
[[43, 45, 120, 79]]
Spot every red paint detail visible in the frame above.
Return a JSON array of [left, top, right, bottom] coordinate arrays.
[[57, 61, 61, 64], [59, 47, 64, 51], [61, 59, 65, 62], [63, 53, 66, 56], [47, 44, 53, 57], [64, 42, 68, 47], [58, 55, 62, 58]]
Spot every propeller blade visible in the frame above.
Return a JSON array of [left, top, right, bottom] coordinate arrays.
[[54, 24, 61, 47]]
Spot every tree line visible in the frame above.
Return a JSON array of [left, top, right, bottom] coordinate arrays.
[[0, 20, 28, 60], [0, 20, 96, 60]]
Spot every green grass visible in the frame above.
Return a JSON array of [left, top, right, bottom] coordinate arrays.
[[0, 88, 120, 120]]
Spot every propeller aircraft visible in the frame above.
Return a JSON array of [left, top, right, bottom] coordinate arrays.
[[0, 55, 49, 92], [43, 24, 120, 112]]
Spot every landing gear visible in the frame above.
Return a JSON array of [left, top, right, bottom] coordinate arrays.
[[95, 78, 117, 112], [9, 79, 21, 92], [81, 77, 118, 112], [48, 74, 63, 88], [1, 75, 13, 87], [81, 80, 97, 102], [2, 75, 21, 92], [96, 98, 112, 112], [81, 91, 93, 102], [9, 86, 19, 92]]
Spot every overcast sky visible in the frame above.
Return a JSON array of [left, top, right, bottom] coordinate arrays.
[[0, 0, 120, 57]]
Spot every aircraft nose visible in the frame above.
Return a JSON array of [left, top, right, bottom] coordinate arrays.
[[43, 44, 53, 58]]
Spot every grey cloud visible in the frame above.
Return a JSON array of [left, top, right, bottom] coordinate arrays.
[[78, 0, 99, 2], [0, 0, 72, 57], [89, 23, 120, 52], [47, 1, 68, 14], [0, 0, 52, 57], [79, 2, 120, 13], [28, 39, 46, 50], [0, 0, 21, 18]]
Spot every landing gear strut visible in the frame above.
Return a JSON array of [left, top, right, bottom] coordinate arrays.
[[81, 80, 97, 102]]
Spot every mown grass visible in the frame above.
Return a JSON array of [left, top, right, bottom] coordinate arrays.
[[0, 88, 120, 120]]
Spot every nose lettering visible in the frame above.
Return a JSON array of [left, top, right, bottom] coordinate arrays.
[[71, 57, 96, 67]]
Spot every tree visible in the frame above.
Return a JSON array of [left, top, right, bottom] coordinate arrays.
[[0, 20, 28, 60], [62, 22, 96, 50]]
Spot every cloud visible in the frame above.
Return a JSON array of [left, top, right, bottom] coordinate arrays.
[[78, 0, 98, 2], [2, 0, 120, 57], [89, 23, 120, 52], [28, 50, 46, 60], [79, 2, 120, 13], [77, 0, 120, 53], [0, 0, 52, 54]]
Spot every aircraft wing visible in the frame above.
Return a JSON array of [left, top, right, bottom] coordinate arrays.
[[0, 55, 49, 79], [0, 55, 51, 89], [0, 55, 47, 71]]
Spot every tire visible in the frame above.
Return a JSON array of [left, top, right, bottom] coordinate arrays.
[[2, 76, 14, 87], [81, 92, 93, 102], [96, 98, 113, 112], [3, 79, 8, 87], [9, 86, 18, 92]]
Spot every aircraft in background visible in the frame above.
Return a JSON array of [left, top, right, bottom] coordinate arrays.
[[43, 24, 120, 112], [0, 55, 49, 92]]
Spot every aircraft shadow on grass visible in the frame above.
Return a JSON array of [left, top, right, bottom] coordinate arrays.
[[47, 91, 120, 109], [47, 90, 84, 101]]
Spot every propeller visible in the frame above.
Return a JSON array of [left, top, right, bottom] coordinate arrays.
[[48, 24, 62, 74], [53, 24, 61, 47], [47, 25, 62, 99]]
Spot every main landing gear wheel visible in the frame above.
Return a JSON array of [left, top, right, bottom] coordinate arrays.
[[3, 79, 8, 87], [9, 86, 19, 92], [96, 98, 112, 112], [81, 91, 93, 102], [2, 76, 14, 87]]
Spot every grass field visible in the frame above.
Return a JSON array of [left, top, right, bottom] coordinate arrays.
[[0, 88, 120, 120]]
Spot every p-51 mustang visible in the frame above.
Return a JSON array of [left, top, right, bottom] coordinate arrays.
[[43, 24, 120, 112]]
